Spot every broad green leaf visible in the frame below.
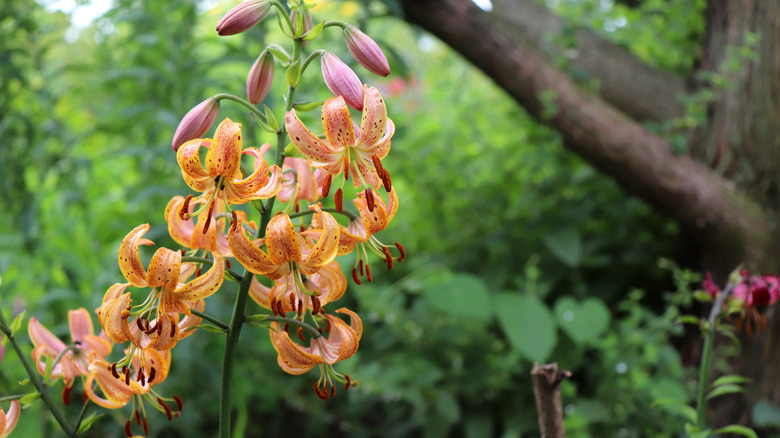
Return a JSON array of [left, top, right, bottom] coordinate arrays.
[[707, 384, 745, 400], [10, 310, 25, 335], [543, 228, 582, 267], [285, 59, 302, 88], [303, 20, 325, 41], [554, 297, 610, 345], [244, 314, 270, 327], [493, 293, 556, 362], [713, 425, 758, 438], [293, 101, 324, 112], [76, 413, 104, 435], [263, 105, 279, 132], [423, 272, 492, 320]]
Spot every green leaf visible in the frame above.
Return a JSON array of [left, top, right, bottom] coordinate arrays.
[[422, 272, 492, 320], [195, 324, 227, 334], [434, 391, 460, 424], [543, 229, 582, 267], [285, 59, 302, 88], [19, 392, 39, 405], [303, 20, 325, 41], [293, 101, 324, 112], [9, 310, 25, 335], [677, 315, 702, 325], [244, 314, 270, 327], [263, 105, 279, 132], [707, 384, 745, 400], [713, 425, 758, 438], [267, 44, 291, 66], [493, 293, 556, 362], [752, 399, 780, 427], [554, 297, 610, 345], [76, 413, 104, 435], [693, 291, 714, 302], [711, 375, 750, 388]]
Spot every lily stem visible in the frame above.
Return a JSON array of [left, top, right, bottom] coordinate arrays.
[[0, 313, 74, 436], [191, 309, 230, 331], [72, 399, 91, 436], [695, 285, 732, 429], [218, 36, 303, 438]]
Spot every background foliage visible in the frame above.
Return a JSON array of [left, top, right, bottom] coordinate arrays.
[[4, 0, 778, 436]]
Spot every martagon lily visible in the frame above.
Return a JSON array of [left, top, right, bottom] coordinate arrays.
[[285, 86, 394, 191]]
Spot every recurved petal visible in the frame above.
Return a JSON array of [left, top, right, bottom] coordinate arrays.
[[301, 205, 339, 271], [265, 213, 302, 265], [173, 254, 225, 303], [336, 307, 363, 341], [28, 317, 67, 354], [146, 247, 182, 290], [269, 323, 323, 375], [227, 149, 283, 202], [68, 308, 94, 345], [118, 224, 153, 287], [177, 300, 205, 340], [205, 118, 243, 180], [0, 400, 20, 438], [355, 191, 390, 236], [322, 96, 357, 148], [148, 313, 180, 351], [98, 293, 132, 344], [357, 117, 394, 160], [176, 138, 213, 191], [86, 357, 133, 409], [357, 87, 388, 146], [227, 218, 282, 277], [165, 196, 196, 248], [248, 275, 272, 309], [285, 109, 342, 165]]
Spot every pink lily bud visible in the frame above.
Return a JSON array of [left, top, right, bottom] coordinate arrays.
[[172, 98, 220, 151], [321, 52, 364, 111], [216, 0, 272, 36], [247, 51, 274, 104], [343, 25, 390, 77]]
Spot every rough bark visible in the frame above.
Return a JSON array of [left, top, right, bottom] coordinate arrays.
[[397, 0, 768, 272], [531, 363, 570, 438]]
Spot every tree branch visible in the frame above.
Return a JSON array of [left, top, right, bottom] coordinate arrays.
[[398, 0, 768, 267], [531, 363, 570, 438]]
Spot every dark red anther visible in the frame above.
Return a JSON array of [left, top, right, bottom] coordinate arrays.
[[330, 384, 336, 398], [335, 188, 343, 212], [196, 267, 202, 277], [124, 420, 133, 437], [138, 367, 146, 386], [82, 389, 88, 403], [136, 318, 145, 332], [383, 247, 393, 270], [365, 188, 375, 212], [344, 374, 352, 389], [158, 397, 173, 421], [351, 267, 362, 285], [297, 298, 304, 317], [323, 319, 331, 333], [202, 199, 216, 234], [311, 296, 321, 315], [148, 367, 156, 383], [381, 168, 392, 192], [124, 367, 131, 385], [134, 409, 141, 426], [371, 154, 384, 174], [179, 194, 193, 220], [225, 259, 231, 269], [142, 417, 149, 435], [111, 362, 120, 379], [180, 249, 186, 256], [343, 156, 350, 181], [62, 384, 72, 406], [297, 325, 305, 342], [174, 395, 184, 411], [395, 242, 406, 261], [270, 297, 278, 316], [321, 173, 332, 198], [366, 263, 373, 282], [358, 259, 364, 276], [283, 323, 290, 333], [145, 321, 158, 335], [157, 321, 163, 336], [289, 294, 296, 312], [276, 299, 285, 317], [230, 210, 238, 231]]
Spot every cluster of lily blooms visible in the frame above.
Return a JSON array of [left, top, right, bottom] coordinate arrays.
[[703, 270, 780, 334], [21, 1, 400, 436]]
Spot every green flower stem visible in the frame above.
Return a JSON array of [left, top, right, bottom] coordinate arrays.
[[181, 256, 243, 282], [71, 400, 90, 436], [695, 286, 733, 429], [323, 20, 349, 29], [261, 316, 321, 339], [301, 49, 326, 75], [212, 93, 267, 123], [0, 314, 74, 436], [190, 309, 229, 331], [289, 206, 358, 221], [218, 35, 303, 438], [0, 395, 23, 403]]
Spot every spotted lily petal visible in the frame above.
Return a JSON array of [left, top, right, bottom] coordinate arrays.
[[177, 139, 213, 192], [146, 248, 182, 290], [322, 96, 357, 150], [265, 213, 302, 265], [285, 109, 343, 167], [178, 300, 205, 340], [118, 224, 153, 287], [205, 118, 243, 180], [269, 323, 324, 375], [86, 356, 133, 409], [97, 292, 132, 344], [228, 218, 286, 279], [226, 148, 283, 202], [299, 205, 339, 274], [173, 254, 225, 304], [356, 86, 387, 147]]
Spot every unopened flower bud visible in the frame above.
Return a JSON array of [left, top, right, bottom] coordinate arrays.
[[321, 52, 364, 111], [247, 51, 274, 104], [216, 0, 272, 36], [291, 8, 313, 40], [171, 98, 220, 151], [343, 25, 390, 77]]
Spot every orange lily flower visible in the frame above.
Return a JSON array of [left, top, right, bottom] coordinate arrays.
[[227, 204, 340, 280], [98, 224, 223, 350], [28, 308, 112, 388], [336, 187, 399, 254], [177, 117, 283, 208], [249, 260, 346, 315], [269, 308, 362, 375], [285, 86, 394, 190], [0, 401, 20, 438], [165, 195, 256, 257], [85, 348, 171, 409]]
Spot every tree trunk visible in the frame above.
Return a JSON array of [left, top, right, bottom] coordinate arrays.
[[397, 0, 780, 428]]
